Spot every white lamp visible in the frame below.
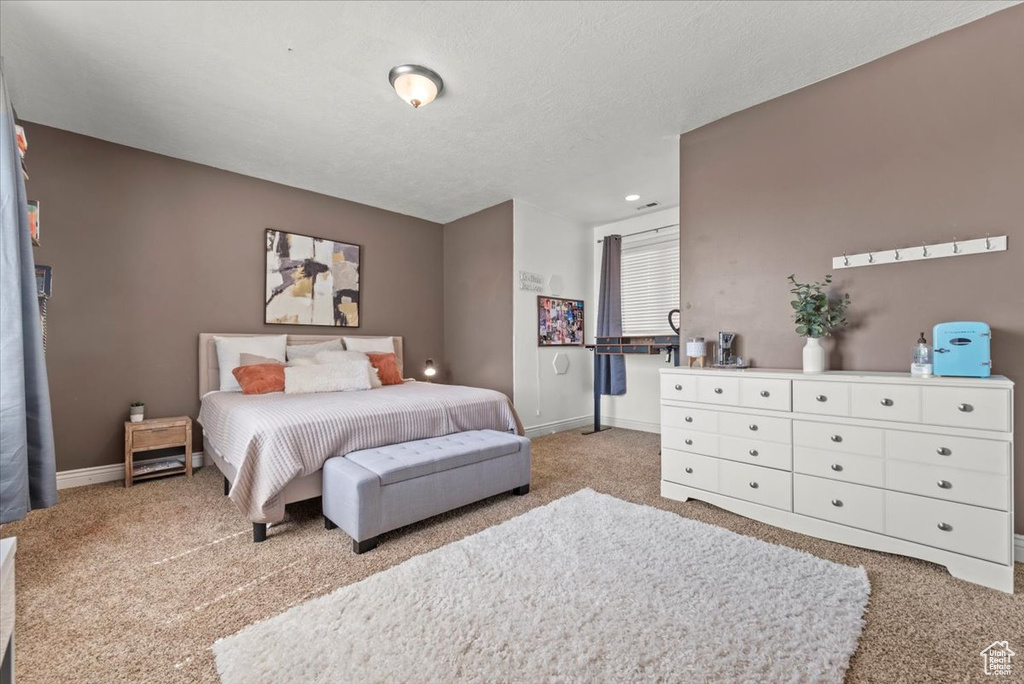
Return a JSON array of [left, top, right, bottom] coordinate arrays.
[[389, 65, 444, 109], [424, 358, 437, 381]]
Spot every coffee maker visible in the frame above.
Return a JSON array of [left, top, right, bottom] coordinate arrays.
[[714, 332, 747, 368]]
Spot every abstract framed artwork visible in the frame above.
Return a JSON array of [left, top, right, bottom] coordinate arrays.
[[537, 296, 584, 347], [265, 229, 361, 327]]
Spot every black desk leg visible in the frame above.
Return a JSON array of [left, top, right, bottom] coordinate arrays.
[[582, 351, 612, 436]]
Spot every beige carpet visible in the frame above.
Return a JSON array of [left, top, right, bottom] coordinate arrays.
[[1, 428, 1021, 684]]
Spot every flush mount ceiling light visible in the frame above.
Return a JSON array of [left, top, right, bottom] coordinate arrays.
[[389, 64, 444, 109], [624, 194, 641, 202]]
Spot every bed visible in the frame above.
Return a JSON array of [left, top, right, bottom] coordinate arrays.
[[197, 333, 523, 541]]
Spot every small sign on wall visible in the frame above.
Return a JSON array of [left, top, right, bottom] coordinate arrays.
[[519, 270, 544, 292]]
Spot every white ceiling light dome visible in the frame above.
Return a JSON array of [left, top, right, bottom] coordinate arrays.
[[388, 64, 444, 108], [625, 194, 641, 202]]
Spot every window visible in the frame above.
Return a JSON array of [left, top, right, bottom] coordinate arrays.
[[620, 228, 679, 336]]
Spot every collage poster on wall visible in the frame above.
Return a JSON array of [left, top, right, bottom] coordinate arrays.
[[265, 228, 361, 327], [537, 296, 584, 346]]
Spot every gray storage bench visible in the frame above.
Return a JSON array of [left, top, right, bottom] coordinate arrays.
[[322, 430, 531, 553]]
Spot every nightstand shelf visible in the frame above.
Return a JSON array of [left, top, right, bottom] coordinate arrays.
[[124, 416, 192, 487]]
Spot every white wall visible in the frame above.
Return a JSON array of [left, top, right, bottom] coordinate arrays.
[[512, 200, 593, 435], [592, 205, 680, 433]]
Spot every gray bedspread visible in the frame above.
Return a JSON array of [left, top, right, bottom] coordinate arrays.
[[198, 382, 524, 523]]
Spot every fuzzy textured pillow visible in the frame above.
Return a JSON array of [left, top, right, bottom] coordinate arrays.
[[285, 358, 372, 394], [231, 363, 285, 395], [315, 350, 382, 388], [342, 336, 395, 354], [286, 339, 344, 361], [367, 352, 403, 385]]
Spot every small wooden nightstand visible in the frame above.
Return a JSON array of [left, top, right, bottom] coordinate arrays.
[[124, 416, 193, 487]]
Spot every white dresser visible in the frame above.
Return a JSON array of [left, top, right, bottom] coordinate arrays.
[[659, 369, 1015, 592]]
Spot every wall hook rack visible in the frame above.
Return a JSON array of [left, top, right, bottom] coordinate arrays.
[[832, 235, 1007, 270]]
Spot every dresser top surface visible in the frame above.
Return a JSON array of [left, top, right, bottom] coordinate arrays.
[[660, 367, 1012, 388]]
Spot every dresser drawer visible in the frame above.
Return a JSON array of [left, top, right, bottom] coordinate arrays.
[[922, 387, 1011, 432], [662, 427, 719, 457], [794, 447, 885, 487], [662, 449, 719, 493], [794, 474, 885, 534], [885, 431, 1010, 475], [793, 421, 884, 457], [719, 436, 792, 471], [850, 384, 921, 423], [132, 425, 187, 450], [886, 460, 1010, 511], [697, 375, 741, 406], [885, 491, 1011, 564], [661, 374, 698, 402], [793, 381, 850, 416], [661, 406, 719, 434], [719, 412, 791, 444], [719, 460, 792, 511], [739, 378, 792, 412]]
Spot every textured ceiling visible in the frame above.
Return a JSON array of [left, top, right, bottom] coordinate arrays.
[[0, 1, 1016, 224]]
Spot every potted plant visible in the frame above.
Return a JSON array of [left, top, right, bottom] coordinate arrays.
[[129, 401, 145, 423], [788, 274, 850, 373]]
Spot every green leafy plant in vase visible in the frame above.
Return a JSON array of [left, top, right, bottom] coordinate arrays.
[[788, 274, 850, 373]]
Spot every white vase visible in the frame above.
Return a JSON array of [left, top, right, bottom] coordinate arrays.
[[802, 337, 826, 373]]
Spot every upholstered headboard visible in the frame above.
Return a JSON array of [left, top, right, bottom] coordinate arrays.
[[198, 333, 404, 399]]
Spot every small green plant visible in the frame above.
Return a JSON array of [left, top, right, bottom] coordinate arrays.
[[130, 401, 144, 407], [788, 274, 850, 338]]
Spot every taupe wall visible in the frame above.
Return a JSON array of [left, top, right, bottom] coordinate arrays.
[[25, 123, 444, 472], [442, 201, 514, 398], [677, 7, 1024, 531]]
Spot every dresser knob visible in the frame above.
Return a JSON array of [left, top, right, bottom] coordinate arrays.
[[831, 499, 843, 507], [816, 394, 828, 402], [684, 438, 693, 446], [749, 449, 759, 457], [880, 398, 894, 407], [937, 522, 953, 532], [760, 390, 770, 398], [937, 480, 952, 489], [957, 403, 973, 413], [674, 384, 682, 391], [831, 463, 843, 472], [714, 387, 724, 395], [684, 467, 693, 474], [748, 424, 758, 431], [830, 434, 842, 443], [684, 416, 693, 423], [936, 447, 951, 456], [749, 481, 759, 489]]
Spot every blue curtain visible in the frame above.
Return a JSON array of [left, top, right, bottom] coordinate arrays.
[[596, 235, 626, 395], [0, 68, 57, 524]]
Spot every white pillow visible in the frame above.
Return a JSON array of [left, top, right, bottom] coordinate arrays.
[[315, 350, 382, 389], [286, 339, 343, 361], [287, 357, 318, 367], [214, 335, 287, 392], [342, 336, 395, 354], [285, 358, 372, 394]]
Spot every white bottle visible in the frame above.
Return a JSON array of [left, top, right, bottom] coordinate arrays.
[[911, 332, 932, 377]]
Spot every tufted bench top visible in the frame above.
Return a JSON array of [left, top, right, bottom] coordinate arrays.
[[344, 430, 527, 486]]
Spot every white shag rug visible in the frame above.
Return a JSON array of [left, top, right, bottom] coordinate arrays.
[[214, 489, 870, 684]]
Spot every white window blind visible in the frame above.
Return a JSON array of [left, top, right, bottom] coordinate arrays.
[[620, 228, 679, 336]]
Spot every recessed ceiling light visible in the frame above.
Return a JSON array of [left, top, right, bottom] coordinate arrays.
[[389, 64, 444, 108], [624, 194, 641, 202]]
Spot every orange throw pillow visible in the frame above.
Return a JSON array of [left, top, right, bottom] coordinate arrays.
[[367, 353, 403, 386], [232, 363, 285, 395]]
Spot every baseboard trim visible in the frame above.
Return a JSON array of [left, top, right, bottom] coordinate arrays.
[[1015, 534, 1024, 564], [602, 416, 661, 434], [56, 452, 204, 490], [524, 416, 593, 439]]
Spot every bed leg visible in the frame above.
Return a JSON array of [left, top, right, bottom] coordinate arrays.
[[253, 523, 267, 543], [324, 516, 337, 530], [223, 476, 230, 496], [511, 484, 530, 496], [353, 537, 378, 554]]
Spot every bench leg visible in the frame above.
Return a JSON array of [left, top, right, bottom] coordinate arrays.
[[223, 475, 230, 496], [324, 516, 337, 530], [353, 537, 378, 554], [512, 484, 530, 496], [253, 523, 267, 543]]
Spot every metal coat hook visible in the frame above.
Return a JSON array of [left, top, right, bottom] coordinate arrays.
[[985, 234, 992, 250], [894, 246, 901, 261], [952, 237, 959, 254], [843, 252, 849, 266], [867, 252, 874, 263], [922, 243, 929, 257]]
